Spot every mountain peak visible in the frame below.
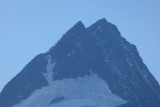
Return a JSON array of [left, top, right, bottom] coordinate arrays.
[[88, 18, 108, 28], [71, 21, 86, 30], [96, 18, 108, 23], [1, 18, 160, 107], [76, 21, 84, 26], [61, 20, 86, 37]]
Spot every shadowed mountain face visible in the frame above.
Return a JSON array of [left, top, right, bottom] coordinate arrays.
[[0, 18, 160, 107]]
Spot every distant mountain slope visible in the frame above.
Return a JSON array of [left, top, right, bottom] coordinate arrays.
[[0, 18, 160, 107]]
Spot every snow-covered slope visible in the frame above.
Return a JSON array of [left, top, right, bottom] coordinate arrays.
[[12, 73, 126, 107]]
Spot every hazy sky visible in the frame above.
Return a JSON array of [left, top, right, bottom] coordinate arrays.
[[0, 0, 160, 91]]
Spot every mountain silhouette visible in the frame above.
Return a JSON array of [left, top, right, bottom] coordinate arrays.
[[0, 18, 160, 107]]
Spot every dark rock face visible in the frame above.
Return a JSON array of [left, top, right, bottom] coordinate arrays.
[[0, 54, 48, 107], [0, 18, 160, 107]]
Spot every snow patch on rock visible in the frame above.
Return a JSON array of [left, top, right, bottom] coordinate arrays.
[[43, 55, 56, 85]]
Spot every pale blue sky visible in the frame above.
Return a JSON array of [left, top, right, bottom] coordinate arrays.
[[0, 0, 160, 91]]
